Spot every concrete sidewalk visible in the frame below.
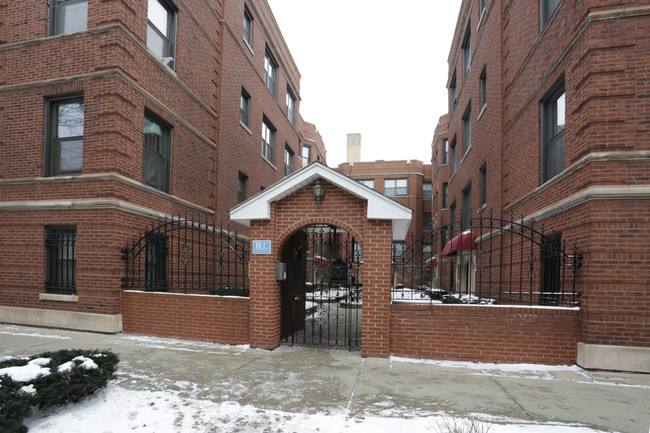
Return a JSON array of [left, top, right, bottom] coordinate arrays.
[[1, 324, 648, 432]]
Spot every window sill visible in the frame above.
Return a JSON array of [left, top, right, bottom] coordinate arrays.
[[261, 155, 278, 171], [147, 48, 177, 78], [240, 121, 252, 135], [460, 146, 472, 165], [243, 38, 254, 56], [40, 293, 78, 303], [477, 9, 486, 32], [477, 104, 487, 121]]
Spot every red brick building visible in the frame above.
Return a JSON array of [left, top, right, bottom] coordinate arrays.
[[0, 0, 323, 332], [336, 135, 433, 248], [432, 0, 650, 371]]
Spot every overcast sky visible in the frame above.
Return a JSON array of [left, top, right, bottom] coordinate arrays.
[[266, 0, 462, 167]]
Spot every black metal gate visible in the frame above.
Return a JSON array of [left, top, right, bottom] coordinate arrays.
[[281, 225, 362, 350]]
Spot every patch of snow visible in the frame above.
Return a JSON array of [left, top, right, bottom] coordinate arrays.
[[72, 356, 98, 370], [0, 358, 51, 382], [122, 335, 251, 354], [24, 384, 610, 433], [57, 361, 75, 373], [19, 384, 37, 395], [0, 326, 72, 340]]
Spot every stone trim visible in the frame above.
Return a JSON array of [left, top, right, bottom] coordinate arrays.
[[0, 306, 122, 333], [577, 342, 650, 373]]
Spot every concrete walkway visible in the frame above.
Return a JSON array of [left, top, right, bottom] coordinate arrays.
[[1, 324, 648, 432]]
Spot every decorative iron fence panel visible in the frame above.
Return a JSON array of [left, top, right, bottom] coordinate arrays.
[[281, 225, 362, 350], [391, 209, 582, 307], [121, 214, 249, 296]]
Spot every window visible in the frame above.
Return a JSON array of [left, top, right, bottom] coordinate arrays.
[[450, 139, 457, 178], [463, 104, 472, 156], [450, 74, 457, 114], [238, 172, 248, 203], [145, 233, 168, 291], [243, 6, 253, 47], [541, 77, 565, 183], [434, 192, 438, 216], [302, 145, 311, 166], [353, 241, 362, 261], [46, 96, 84, 177], [45, 227, 76, 295], [359, 179, 375, 189], [480, 67, 487, 109], [450, 202, 457, 229], [385, 179, 407, 197], [423, 182, 432, 200], [479, 0, 486, 17], [284, 145, 294, 176], [480, 165, 487, 206], [147, 0, 176, 68], [50, 0, 87, 36], [462, 27, 471, 79], [423, 212, 433, 231], [261, 117, 276, 164], [442, 183, 448, 208], [541, 232, 562, 305], [442, 138, 449, 164], [264, 48, 278, 97], [240, 89, 251, 128], [541, 0, 562, 29], [434, 147, 438, 176], [392, 242, 406, 262], [462, 183, 472, 229], [286, 88, 296, 126], [143, 113, 172, 193]]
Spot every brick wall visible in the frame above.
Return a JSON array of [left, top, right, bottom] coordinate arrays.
[[437, 0, 650, 357], [215, 0, 304, 226], [390, 304, 581, 364], [121, 290, 249, 345]]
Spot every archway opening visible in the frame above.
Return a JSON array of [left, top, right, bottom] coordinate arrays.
[[280, 225, 362, 350]]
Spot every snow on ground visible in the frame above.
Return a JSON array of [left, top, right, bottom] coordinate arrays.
[[24, 383, 608, 433], [0, 325, 72, 340]]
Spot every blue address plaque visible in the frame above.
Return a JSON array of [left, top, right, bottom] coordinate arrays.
[[252, 240, 272, 255]]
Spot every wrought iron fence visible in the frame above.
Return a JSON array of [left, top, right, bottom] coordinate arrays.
[[391, 209, 583, 307], [121, 214, 249, 296]]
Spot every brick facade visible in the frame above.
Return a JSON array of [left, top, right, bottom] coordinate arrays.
[[0, 0, 322, 328], [431, 0, 650, 368]]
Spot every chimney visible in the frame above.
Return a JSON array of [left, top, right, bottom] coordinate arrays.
[[346, 133, 361, 163]]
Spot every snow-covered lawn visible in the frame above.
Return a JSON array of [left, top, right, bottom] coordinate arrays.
[[24, 383, 606, 433]]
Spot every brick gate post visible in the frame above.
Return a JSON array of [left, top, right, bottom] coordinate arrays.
[[248, 217, 282, 350], [361, 219, 393, 357]]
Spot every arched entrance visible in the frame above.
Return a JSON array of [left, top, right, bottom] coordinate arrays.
[[280, 225, 362, 350]]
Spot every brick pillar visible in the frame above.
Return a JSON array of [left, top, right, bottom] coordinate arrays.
[[361, 219, 393, 357], [248, 218, 282, 350]]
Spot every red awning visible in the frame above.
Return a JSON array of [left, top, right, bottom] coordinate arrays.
[[442, 231, 477, 256], [424, 256, 438, 267]]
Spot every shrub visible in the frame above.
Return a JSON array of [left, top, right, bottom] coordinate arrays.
[[0, 349, 119, 433], [0, 375, 32, 433]]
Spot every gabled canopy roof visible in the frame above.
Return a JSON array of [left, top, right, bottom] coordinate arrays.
[[230, 162, 413, 240]]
